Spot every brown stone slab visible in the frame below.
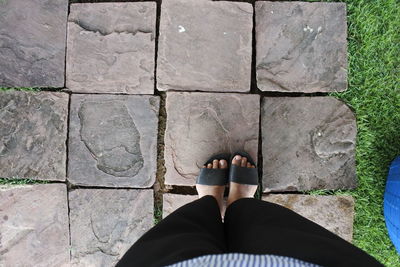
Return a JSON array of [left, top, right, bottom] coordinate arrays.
[[68, 94, 159, 188], [255, 2, 347, 93], [0, 184, 69, 266], [164, 92, 260, 186], [262, 194, 354, 242], [0, 0, 68, 87], [0, 91, 68, 181], [66, 3, 156, 94], [163, 194, 198, 218], [69, 189, 153, 266], [261, 97, 357, 192], [157, 0, 253, 92]]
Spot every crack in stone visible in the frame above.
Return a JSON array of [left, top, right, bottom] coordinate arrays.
[[70, 20, 153, 37]]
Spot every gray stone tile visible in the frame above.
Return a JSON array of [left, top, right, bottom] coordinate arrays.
[[163, 194, 198, 218], [0, 91, 68, 181], [157, 0, 253, 92], [0, 0, 68, 88], [255, 2, 347, 93], [0, 184, 69, 266], [66, 3, 156, 94], [261, 97, 357, 192], [165, 92, 260, 186], [262, 194, 354, 242], [69, 189, 153, 266], [68, 94, 159, 188]]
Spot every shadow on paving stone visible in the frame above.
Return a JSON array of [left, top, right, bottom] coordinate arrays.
[[69, 189, 153, 266], [68, 94, 159, 188], [0, 90, 68, 181], [0, 184, 69, 266]]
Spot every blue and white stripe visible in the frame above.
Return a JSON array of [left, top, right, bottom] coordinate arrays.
[[166, 253, 321, 267]]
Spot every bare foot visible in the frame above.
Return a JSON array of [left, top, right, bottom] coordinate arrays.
[[196, 159, 227, 214], [227, 155, 258, 207]]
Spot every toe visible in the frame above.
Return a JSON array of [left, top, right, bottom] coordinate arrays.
[[219, 159, 228, 169], [241, 157, 247, 167], [212, 159, 219, 169], [247, 162, 251, 168], [207, 163, 212, 169], [232, 155, 241, 166]]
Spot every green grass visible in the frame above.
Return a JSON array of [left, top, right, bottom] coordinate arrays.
[[326, 0, 399, 265]]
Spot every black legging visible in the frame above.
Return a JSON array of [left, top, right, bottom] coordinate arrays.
[[117, 196, 383, 267]]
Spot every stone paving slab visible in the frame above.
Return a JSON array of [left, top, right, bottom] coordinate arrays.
[[69, 189, 153, 266], [66, 3, 156, 94], [255, 2, 347, 93], [262, 194, 354, 242], [163, 193, 198, 218], [262, 97, 357, 192], [164, 92, 260, 186], [0, 0, 68, 88], [0, 184, 69, 267], [157, 0, 253, 92], [0, 91, 68, 181], [68, 94, 159, 188]]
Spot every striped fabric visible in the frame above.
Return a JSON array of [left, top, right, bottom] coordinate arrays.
[[166, 253, 321, 267]]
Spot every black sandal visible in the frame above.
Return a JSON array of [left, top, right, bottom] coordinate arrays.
[[196, 153, 230, 185], [229, 151, 259, 185]]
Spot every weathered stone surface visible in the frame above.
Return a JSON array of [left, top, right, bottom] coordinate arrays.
[[262, 97, 357, 192], [262, 194, 354, 242], [163, 194, 198, 218], [157, 0, 253, 92], [0, 0, 67, 87], [0, 91, 68, 181], [68, 94, 159, 187], [165, 92, 260, 186], [69, 189, 153, 266], [0, 184, 69, 266], [66, 3, 156, 94], [255, 2, 347, 93]]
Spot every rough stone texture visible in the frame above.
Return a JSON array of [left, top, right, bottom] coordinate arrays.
[[157, 0, 253, 92], [69, 189, 153, 267], [262, 194, 355, 242], [0, 0, 67, 87], [255, 2, 347, 93], [0, 184, 69, 267], [66, 3, 156, 94], [165, 92, 260, 186], [0, 91, 68, 181], [163, 194, 198, 218], [68, 94, 159, 187], [262, 97, 357, 192]]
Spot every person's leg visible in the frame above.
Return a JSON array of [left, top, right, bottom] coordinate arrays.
[[224, 155, 382, 266], [117, 159, 228, 267]]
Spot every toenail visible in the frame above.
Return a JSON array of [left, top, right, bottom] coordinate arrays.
[[220, 161, 225, 165], [235, 155, 241, 160]]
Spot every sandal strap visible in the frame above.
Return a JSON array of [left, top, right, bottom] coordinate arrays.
[[229, 151, 259, 185], [197, 168, 229, 185], [196, 153, 230, 186], [229, 165, 258, 185]]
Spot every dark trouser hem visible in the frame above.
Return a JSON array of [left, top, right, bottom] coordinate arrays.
[[117, 196, 383, 267], [116, 196, 225, 267]]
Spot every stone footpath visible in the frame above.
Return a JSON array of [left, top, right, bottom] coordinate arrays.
[[0, 0, 356, 266]]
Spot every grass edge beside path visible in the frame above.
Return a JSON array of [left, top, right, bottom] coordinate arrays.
[[330, 0, 400, 265]]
